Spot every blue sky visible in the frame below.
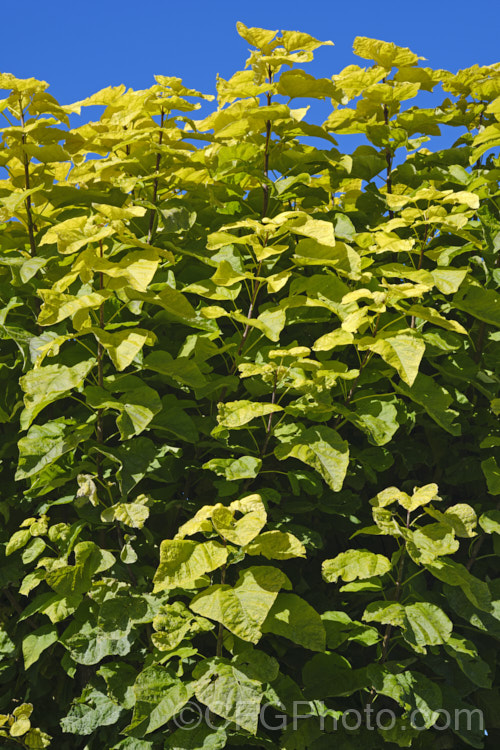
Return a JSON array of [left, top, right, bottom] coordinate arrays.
[[2, 0, 499, 106]]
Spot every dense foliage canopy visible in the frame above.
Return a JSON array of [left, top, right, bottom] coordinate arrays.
[[0, 22, 500, 750]]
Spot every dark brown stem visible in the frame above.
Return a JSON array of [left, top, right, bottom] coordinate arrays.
[[147, 108, 165, 243], [467, 500, 500, 570], [469, 241, 498, 363], [115, 522, 138, 586], [260, 369, 279, 458], [474, 323, 487, 364], [96, 241, 105, 481], [333, 314, 381, 426], [410, 226, 429, 328], [381, 512, 410, 655], [367, 510, 410, 706], [2, 587, 23, 617], [218, 71, 272, 400], [19, 99, 37, 257], [379, 543, 407, 663], [2, 587, 38, 632], [217, 256, 262, 400], [466, 533, 487, 572], [261, 66, 273, 220], [240, 372, 280, 494], [416, 236, 426, 271], [98, 241, 105, 389], [216, 539, 227, 657], [383, 100, 394, 220], [235, 260, 264, 360], [221, 69, 274, 391]]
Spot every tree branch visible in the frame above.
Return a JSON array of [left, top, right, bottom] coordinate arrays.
[[147, 107, 165, 243], [19, 99, 37, 257]]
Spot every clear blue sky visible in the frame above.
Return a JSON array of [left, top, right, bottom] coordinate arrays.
[[2, 0, 499, 105]]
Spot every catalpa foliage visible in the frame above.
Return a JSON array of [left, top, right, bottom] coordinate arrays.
[[0, 22, 499, 750]]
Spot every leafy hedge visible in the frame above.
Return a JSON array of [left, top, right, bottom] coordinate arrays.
[[0, 22, 499, 750]]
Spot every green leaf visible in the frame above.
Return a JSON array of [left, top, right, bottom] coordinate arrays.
[[112, 740, 154, 750], [313, 328, 354, 351], [378, 718, 421, 747], [76, 473, 99, 506], [99, 593, 160, 632], [322, 549, 392, 583], [202, 456, 262, 481], [256, 308, 286, 342], [426, 503, 477, 538], [395, 373, 461, 435], [479, 509, 500, 534], [322, 610, 380, 647], [149, 394, 199, 443], [232, 646, 279, 682], [9, 721, 28, 740], [40, 215, 114, 255], [244, 530, 306, 559], [285, 213, 336, 247], [61, 688, 122, 735], [144, 351, 207, 388], [217, 399, 283, 429], [193, 657, 263, 735], [302, 653, 368, 698], [371, 486, 410, 508], [431, 267, 468, 295], [61, 616, 135, 665], [16, 419, 95, 480], [190, 566, 290, 644], [278, 69, 337, 100], [236, 22, 278, 52], [402, 602, 453, 650], [404, 304, 467, 334], [400, 484, 441, 512], [481, 456, 500, 495], [19, 592, 82, 624], [453, 282, 500, 327], [426, 559, 491, 611], [46, 541, 115, 597], [101, 498, 150, 529], [124, 666, 191, 736], [38, 289, 112, 326], [153, 540, 228, 592], [86, 384, 162, 439], [275, 426, 349, 491], [353, 37, 422, 68], [281, 29, 334, 52], [98, 662, 138, 709], [406, 523, 459, 564], [211, 495, 267, 545], [444, 637, 492, 689], [20, 359, 95, 429], [94, 437, 161, 496], [262, 593, 326, 651], [169, 725, 227, 750], [5, 528, 32, 556], [22, 624, 58, 670], [293, 238, 361, 276], [24, 728, 52, 748], [151, 602, 206, 651], [363, 601, 405, 627], [344, 398, 400, 446], [367, 666, 442, 728], [359, 333, 425, 386], [93, 329, 156, 371]]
